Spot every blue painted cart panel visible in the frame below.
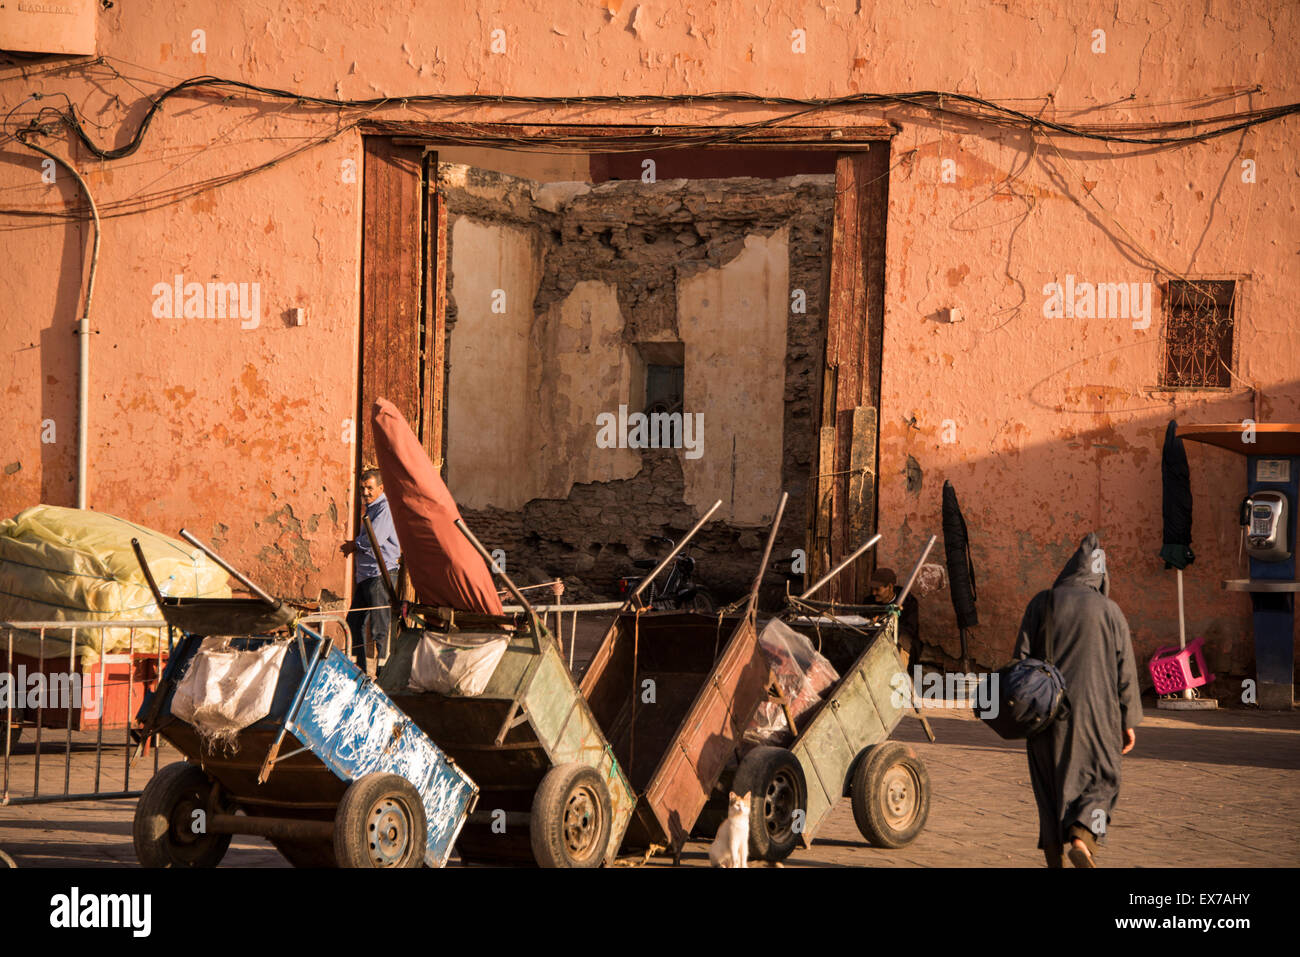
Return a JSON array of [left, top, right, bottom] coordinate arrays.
[[287, 646, 478, 868]]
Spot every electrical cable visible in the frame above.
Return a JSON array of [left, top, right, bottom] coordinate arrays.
[[0, 120, 362, 226], [8, 71, 1298, 164], [2, 63, 1295, 227]]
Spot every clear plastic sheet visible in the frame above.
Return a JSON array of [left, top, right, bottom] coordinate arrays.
[[744, 618, 840, 746]]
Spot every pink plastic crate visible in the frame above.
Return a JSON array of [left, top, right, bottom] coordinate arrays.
[[1148, 637, 1215, 695]]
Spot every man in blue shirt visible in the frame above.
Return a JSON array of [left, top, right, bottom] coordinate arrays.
[[341, 469, 401, 672]]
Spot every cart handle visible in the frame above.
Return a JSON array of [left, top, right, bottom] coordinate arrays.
[[895, 535, 937, 609], [179, 528, 279, 607], [130, 538, 167, 607], [746, 492, 789, 616], [454, 518, 547, 653], [799, 534, 883, 601], [624, 499, 722, 610]]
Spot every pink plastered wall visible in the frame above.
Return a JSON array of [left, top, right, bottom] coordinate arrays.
[[0, 1, 1293, 676]]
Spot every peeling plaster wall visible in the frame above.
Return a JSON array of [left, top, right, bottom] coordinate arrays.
[[440, 166, 827, 599], [1, 113, 360, 599], [528, 279, 642, 497], [876, 124, 1300, 676], [678, 229, 789, 523], [0, 0, 1294, 673], [445, 216, 545, 509]]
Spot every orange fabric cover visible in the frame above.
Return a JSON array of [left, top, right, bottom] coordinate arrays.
[[370, 399, 503, 614]]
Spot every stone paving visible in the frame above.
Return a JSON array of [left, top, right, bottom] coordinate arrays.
[[2, 703, 1295, 868]]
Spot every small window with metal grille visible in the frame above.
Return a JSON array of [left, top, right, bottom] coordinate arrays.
[[1160, 279, 1237, 389]]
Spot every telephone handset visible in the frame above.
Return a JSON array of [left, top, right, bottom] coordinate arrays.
[[1240, 491, 1291, 563]]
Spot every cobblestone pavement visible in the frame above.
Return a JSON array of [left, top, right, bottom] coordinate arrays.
[[2, 704, 1295, 868]]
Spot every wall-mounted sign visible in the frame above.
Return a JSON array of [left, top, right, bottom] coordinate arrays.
[[0, 0, 97, 56], [1255, 459, 1291, 483]]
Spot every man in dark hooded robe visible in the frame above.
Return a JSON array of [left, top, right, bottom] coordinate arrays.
[[1014, 532, 1143, 867]]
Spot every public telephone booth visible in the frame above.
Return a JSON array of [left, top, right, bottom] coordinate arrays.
[[1179, 423, 1299, 710]]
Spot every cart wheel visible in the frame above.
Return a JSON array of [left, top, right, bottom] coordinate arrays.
[[733, 746, 806, 862], [530, 763, 612, 868], [850, 742, 930, 848], [133, 761, 232, 868], [334, 773, 427, 868], [270, 838, 338, 868]]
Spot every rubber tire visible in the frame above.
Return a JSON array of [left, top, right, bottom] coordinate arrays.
[[133, 761, 232, 868], [686, 587, 716, 614], [733, 746, 807, 862], [271, 838, 338, 868], [850, 742, 930, 848], [333, 773, 427, 868], [530, 763, 612, 868]]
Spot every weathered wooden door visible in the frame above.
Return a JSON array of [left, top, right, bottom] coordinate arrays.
[[358, 137, 447, 472], [806, 148, 891, 603]]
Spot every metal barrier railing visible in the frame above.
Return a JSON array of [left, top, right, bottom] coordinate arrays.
[[2, 618, 169, 806], [502, 601, 623, 670], [0, 604, 613, 809], [0, 613, 350, 808]]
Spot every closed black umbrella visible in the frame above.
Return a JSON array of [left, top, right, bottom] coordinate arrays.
[[942, 480, 978, 670], [1159, 420, 1195, 699], [1159, 419, 1195, 570]]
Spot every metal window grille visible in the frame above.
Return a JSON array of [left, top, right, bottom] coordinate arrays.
[[1160, 279, 1237, 388]]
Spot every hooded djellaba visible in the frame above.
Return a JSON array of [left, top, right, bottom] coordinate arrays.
[[1013, 532, 1143, 866]]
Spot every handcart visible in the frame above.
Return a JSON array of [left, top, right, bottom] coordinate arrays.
[[376, 520, 638, 868], [722, 535, 939, 857], [129, 533, 477, 868], [580, 494, 792, 861]]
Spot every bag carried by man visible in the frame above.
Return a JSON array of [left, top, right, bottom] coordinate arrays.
[[976, 591, 1069, 739]]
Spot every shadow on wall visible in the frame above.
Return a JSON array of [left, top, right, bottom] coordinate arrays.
[[882, 380, 1300, 680], [0, 143, 82, 508], [0, 145, 81, 508], [41, 188, 82, 508]]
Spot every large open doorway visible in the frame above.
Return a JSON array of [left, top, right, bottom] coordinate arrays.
[[357, 125, 891, 606]]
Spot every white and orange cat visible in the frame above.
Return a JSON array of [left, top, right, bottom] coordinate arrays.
[[708, 791, 751, 868]]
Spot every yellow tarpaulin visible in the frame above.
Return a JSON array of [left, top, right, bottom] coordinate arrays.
[[0, 506, 231, 662]]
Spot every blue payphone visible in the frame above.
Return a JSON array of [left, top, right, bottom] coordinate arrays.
[[1181, 424, 1298, 711], [1240, 455, 1297, 709]]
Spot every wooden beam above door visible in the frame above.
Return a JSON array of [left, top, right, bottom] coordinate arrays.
[[361, 120, 896, 148]]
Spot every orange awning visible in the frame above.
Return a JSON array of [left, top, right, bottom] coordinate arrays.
[[1177, 423, 1300, 457]]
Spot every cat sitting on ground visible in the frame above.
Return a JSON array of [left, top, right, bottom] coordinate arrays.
[[708, 791, 751, 868]]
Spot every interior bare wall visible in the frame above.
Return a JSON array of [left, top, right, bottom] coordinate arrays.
[[441, 163, 834, 601]]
